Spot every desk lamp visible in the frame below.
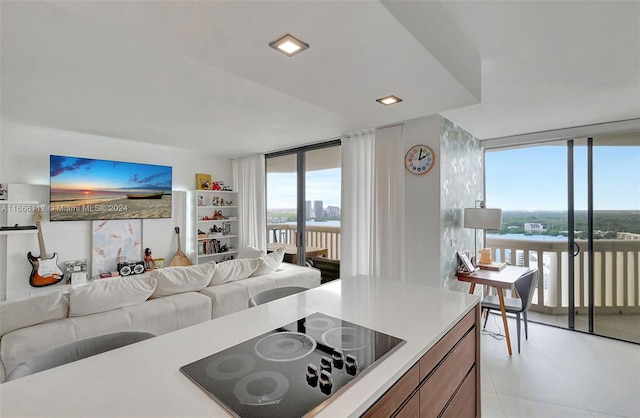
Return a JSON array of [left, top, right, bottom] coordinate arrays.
[[464, 201, 502, 266]]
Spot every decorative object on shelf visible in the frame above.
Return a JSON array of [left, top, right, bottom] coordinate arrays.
[[404, 144, 435, 175], [144, 248, 154, 271], [117, 260, 146, 276], [0, 183, 6, 200], [63, 259, 88, 285], [27, 208, 64, 287], [211, 181, 222, 191], [463, 200, 502, 266], [197, 196, 204, 206], [169, 227, 192, 266], [153, 258, 165, 269], [222, 185, 233, 191], [196, 174, 212, 190], [92, 219, 142, 277]]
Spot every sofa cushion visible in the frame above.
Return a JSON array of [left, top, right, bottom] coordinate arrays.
[[210, 258, 259, 286], [252, 247, 285, 277], [199, 282, 250, 318], [150, 263, 215, 298], [69, 276, 157, 317], [121, 292, 212, 335], [0, 292, 69, 338], [237, 246, 266, 259]]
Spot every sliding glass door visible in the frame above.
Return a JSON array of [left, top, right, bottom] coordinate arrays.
[[486, 132, 639, 343], [570, 135, 640, 342], [265, 141, 341, 266]]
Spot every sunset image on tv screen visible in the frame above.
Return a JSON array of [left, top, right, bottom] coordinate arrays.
[[50, 155, 172, 221]]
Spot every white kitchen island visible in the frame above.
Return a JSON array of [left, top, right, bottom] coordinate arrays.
[[0, 276, 480, 417]]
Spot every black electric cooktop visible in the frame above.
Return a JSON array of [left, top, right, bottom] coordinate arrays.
[[180, 312, 405, 418]]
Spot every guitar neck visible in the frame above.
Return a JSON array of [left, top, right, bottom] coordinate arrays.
[[36, 221, 47, 258]]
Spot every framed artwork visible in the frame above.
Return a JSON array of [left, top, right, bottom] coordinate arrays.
[[92, 219, 142, 277], [196, 173, 212, 190]]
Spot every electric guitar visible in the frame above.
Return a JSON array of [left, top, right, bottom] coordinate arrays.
[[27, 209, 63, 287]]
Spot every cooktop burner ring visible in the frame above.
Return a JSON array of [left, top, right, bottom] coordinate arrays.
[[321, 327, 373, 351], [233, 370, 290, 406], [255, 331, 317, 362], [304, 316, 338, 332], [205, 353, 256, 380]]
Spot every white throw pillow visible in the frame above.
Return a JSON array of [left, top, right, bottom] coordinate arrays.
[[252, 247, 285, 277], [210, 258, 260, 286], [0, 292, 69, 337], [150, 262, 216, 298], [69, 275, 157, 317], [237, 246, 266, 259]]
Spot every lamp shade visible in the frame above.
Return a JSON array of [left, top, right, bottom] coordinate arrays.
[[464, 208, 502, 230]]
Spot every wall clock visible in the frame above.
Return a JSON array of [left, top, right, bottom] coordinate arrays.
[[405, 145, 435, 175]]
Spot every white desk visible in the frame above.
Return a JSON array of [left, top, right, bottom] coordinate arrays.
[[0, 276, 479, 417]]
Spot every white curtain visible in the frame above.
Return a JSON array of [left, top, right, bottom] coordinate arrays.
[[341, 131, 375, 277], [373, 125, 406, 281], [340, 125, 406, 281], [232, 155, 267, 251]]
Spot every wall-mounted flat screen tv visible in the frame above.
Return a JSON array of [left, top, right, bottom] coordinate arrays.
[[50, 155, 172, 221]]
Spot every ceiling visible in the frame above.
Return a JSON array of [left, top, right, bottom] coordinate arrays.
[[1, 1, 638, 158]]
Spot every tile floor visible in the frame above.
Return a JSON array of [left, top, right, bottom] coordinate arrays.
[[480, 313, 640, 418], [527, 312, 640, 344]]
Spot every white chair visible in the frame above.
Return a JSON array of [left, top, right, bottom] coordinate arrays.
[[5, 331, 155, 382], [248, 286, 308, 307]]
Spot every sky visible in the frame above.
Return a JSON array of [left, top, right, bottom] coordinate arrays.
[[485, 145, 640, 211], [267, 168, 341, 210], [266, 144, 639, 211]]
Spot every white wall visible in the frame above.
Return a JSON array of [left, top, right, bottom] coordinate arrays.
[[0, 121, 232, 300], [403, 115, 442, 287]]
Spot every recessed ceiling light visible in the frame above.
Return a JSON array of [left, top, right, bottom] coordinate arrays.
[[376, 95, 403, 106], [269, 34, 309, 57]]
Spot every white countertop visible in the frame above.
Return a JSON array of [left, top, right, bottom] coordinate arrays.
[[0, 275, 479, 418]]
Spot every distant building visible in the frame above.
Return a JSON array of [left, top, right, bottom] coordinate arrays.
[[326, 205, 340, 217], [524, 223, 544, 233], [313, 201, 323, 219], [618, 232, 640, 240], [305, 201, 312, 219]]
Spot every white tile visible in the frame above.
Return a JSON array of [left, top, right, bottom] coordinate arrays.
[[481, 391, 505, 418], [480, 318, 640, 418], [498, 394, 595, 418]]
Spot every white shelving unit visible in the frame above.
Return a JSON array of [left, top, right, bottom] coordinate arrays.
[[191, 190, 239, 264]]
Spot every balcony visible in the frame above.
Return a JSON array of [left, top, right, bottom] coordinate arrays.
[[268, 223, 341, 260], [486, 236, 640, 342]]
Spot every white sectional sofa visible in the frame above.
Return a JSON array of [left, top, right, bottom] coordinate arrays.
[[0, 250, 320, 382]]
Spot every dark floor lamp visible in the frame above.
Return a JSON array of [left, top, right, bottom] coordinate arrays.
[[464, 201, 502, 266]]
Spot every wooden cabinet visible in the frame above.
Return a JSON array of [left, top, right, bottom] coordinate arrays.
[[191, 190, 239, 263], [363, 306, 480, 418]]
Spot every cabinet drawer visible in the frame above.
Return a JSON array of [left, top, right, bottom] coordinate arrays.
[[419, 328, 476, 418], [363, 364, 419, 418], [393, 390, 419, 418], [440, 365, 477, 418], [419, 307, 477, 380]]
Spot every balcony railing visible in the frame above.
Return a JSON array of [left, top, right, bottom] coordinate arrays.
[[487, 236, 640, 314], [267, 223, 341, 260]]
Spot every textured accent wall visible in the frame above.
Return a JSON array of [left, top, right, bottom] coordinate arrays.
[[440, 118, 483, 290]]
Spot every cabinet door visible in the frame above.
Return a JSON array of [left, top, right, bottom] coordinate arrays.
[[419, 330, 475, 418], [394, 391, 419, 418], [440, 366, 477, 418]]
